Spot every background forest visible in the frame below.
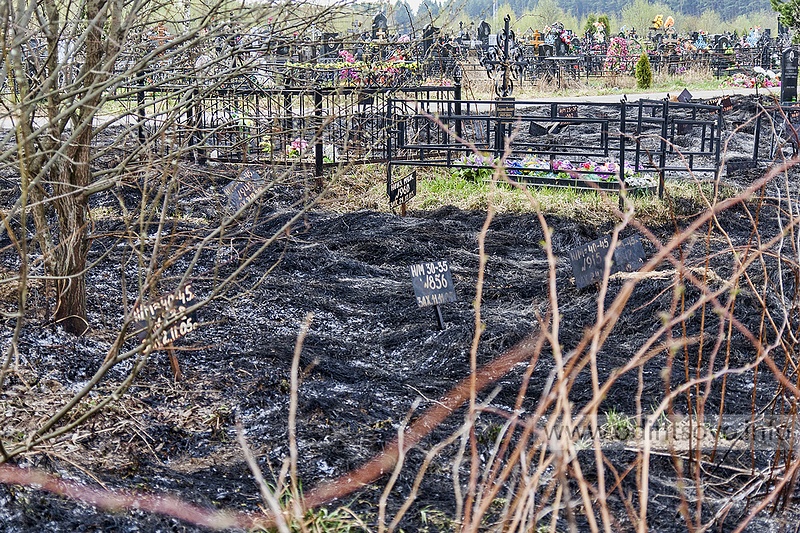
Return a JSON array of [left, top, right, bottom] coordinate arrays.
[[342, 0, 778, 41]]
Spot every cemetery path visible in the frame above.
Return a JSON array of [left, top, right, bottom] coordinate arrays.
[[532, 86, 775, 103]]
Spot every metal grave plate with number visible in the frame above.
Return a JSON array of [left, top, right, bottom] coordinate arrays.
[[612, 235, 646, 273], [569, 235, 647, 289], [388, 170, 417, 208], [223, 169, 263, 212], [131, 283, 199, 351], [409, 260, 457, 307]]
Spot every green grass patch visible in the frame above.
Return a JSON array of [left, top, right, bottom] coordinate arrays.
[[325, 164, 744, 230]]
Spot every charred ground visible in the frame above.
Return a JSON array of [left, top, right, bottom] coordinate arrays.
[[0, 95, 798, 532]]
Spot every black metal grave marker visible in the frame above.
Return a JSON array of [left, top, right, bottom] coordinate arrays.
[[529, 121, 548, 136], [613, 235, 646, 273], [676, 121, 692, 135], [558, 105, 578, 119], [410, 260, 456, 329], [782, 48, 798, 104], [677, 88, 693, 103], [131, 282, 199, 379], [568, 235, 646, 289], [719, 96, 733, 113], [495, 98, 516, 118], [726, 158, 757, 175], [551, 104, 579, 132], [223, 169, 263, 212], [388, 170, 417, 214], [785, 108, 800, 150]]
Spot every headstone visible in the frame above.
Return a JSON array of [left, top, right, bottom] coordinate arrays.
[[372, 13, 388, 40], [223, 169, 263, 212], [478, 20, 491, 46], [782, 48, 798, 103], [677, 88, 693, 103], [131, 283, 199, 351], [761, 44, 771, 70], [409, 260, 457, 307], [569, 235, 646, 289], [719, 96, 733, 112], [388, 170, 417, 208]]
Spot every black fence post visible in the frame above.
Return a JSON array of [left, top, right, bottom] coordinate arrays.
[[314, 89, 323, 184], [386, 97, 393, 201], [619, 99, 626, 208], [752, 110, 763, 163], [190, 87, 204, 162], [137, 71, 147, 145], [454, 66, 462, 140], [659, 100, 668, 199], [619, 100, 626, 179], [283, 90, 292, 152]]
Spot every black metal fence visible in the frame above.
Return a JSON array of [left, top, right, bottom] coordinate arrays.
[[119, 74, 459, 170], [386, 98, 725, 197]]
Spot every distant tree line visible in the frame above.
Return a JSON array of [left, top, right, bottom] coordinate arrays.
[[430, 0, 772, 22], [377, 0, 777, 38]]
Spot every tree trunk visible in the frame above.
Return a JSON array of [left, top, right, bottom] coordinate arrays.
[[48, 0, 117, 336], [52, 126, 91, 336]]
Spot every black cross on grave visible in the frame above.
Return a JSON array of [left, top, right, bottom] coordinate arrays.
[[482, 15, 526, 98]]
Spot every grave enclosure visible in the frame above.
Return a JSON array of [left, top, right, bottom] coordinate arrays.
[[10, 17, 799, 196]]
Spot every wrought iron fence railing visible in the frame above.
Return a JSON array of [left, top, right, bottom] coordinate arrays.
[[386, 98, 725, 197]]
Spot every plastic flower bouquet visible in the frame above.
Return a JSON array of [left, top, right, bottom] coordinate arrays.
[[286, 138, 308, 158]]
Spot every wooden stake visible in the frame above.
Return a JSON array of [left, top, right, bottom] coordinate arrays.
[[167, 344, 183, 381]]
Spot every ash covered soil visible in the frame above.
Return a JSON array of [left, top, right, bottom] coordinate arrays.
[[1, 95, 799, 532]]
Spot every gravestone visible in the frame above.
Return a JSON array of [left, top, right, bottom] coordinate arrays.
[[782, 48, 798, 103], [677, 88, 693, 103], [761, 43, 772, 70], [478, 21, 491, 48], [372, 13, 388, 40]]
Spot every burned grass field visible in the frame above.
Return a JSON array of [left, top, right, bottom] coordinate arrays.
[[1, 96, 800, 532]]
